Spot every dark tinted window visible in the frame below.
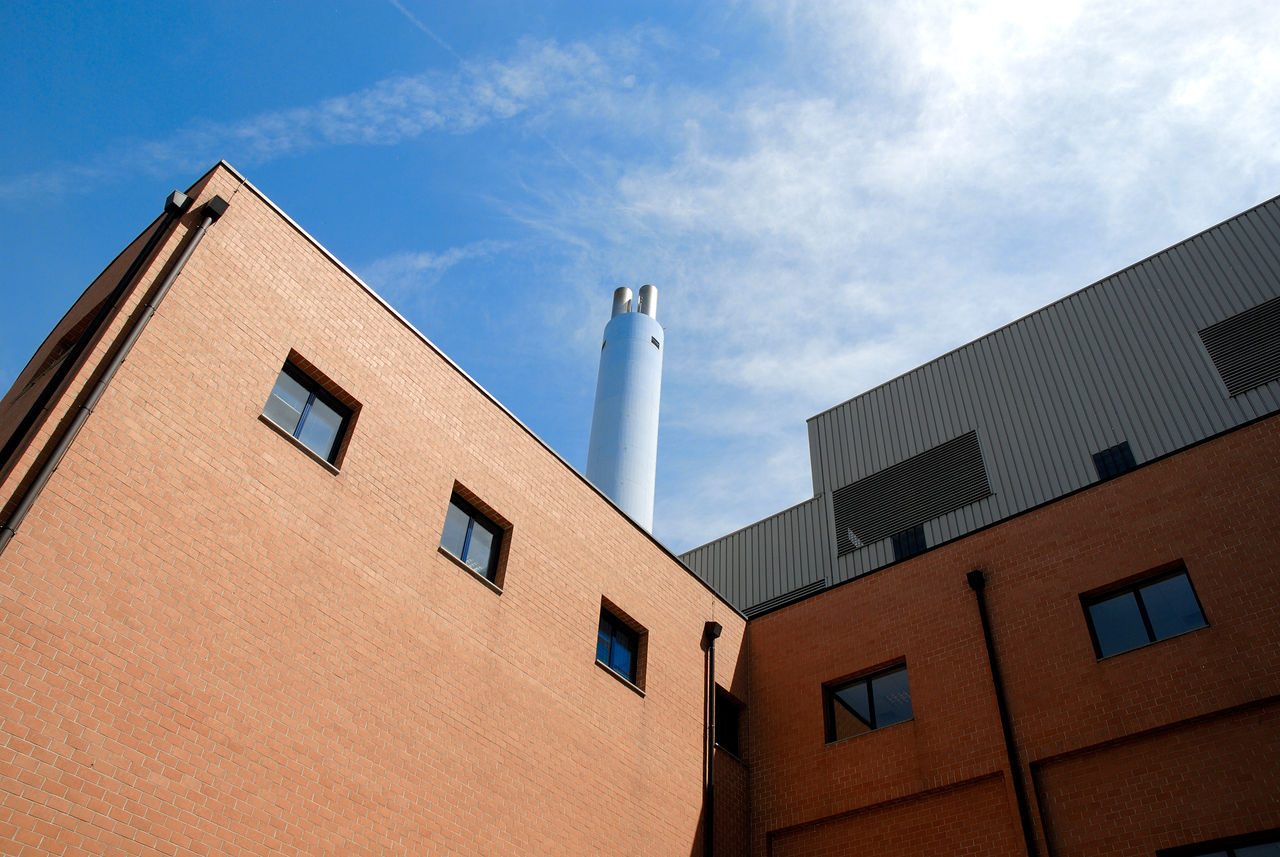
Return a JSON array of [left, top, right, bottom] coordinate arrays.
[[439, 495, 503, 581], [1087, 591, 1150, 656], [825, 664, 912, 742], [1142, 573, 1206, 639], [262, 362, 351, 463], [1158, 829, 1280, 857], [597, 608, 640, 684], [715, 688, 742, 756], [1084, 568, 1207, 658]]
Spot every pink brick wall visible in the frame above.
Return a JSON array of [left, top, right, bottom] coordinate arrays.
[[0, 165, 745, 856]]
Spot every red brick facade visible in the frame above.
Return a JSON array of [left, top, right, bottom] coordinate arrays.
[[0, 167, 746, 855], [747, 413, 1280, 856], [1, 163, 1276, 854]]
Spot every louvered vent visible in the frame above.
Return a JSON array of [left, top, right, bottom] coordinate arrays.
[[1093, 441, 1136, 481], [1199, 296, 1280, 396], [832, 431, 991, 557]]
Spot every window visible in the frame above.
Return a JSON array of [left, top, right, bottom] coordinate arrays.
[[824, 663, 913, 742], [596, 605, 643, 688], [891, 525, 926, 561], [1083, 566, 1208, 658], [262, 361, 352, 464], [439, 494, 504, 583], [1093, 441, 1136, 481], [1158, 829, 1280, 857], [715, 687, 743, 757]]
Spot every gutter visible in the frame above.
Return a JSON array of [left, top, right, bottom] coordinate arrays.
[[967, 569, 1041, 857], [0, 195, 229, 556], [703, 620, 722, 857], [0, 191, 189, 484]]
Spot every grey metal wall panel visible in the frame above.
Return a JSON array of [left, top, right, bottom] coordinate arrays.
[[685, 195, 1280, 612], [679, 496, 831, 611], [811, 196, 1280, 586]]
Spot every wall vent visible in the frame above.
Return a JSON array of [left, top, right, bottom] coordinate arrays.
[[1093, 441, 1136, 481], [832, 430, 991, 557], [1198, 296, 1280, 396], [891, 525, 927, 561]]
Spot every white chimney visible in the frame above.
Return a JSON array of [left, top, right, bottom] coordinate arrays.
[[586, 285, 664, 530]]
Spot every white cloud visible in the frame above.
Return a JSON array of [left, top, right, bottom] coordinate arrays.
[[361, 240, 511, 299], [9, 3, 1277, 553], [521, 0, 1280, 549]]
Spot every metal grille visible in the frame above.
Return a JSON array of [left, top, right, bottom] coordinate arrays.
[[832, 431, 991, 556], [1199, 296, 1280, 397], [1092, 441, 1136, 481]]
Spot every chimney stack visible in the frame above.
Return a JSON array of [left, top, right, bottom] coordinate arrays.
[[586, 285, 664, 530]]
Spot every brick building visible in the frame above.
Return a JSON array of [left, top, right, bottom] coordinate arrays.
[[0, 161, 1276, 855]]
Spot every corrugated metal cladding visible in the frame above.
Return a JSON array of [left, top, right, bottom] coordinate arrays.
[[832, 431, 990, 556], [679, 497, 831, 612], [682, 194, 1280, 614], [1199, 295, 1280, 396]]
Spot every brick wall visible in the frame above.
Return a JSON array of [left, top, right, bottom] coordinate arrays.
[[747, 413, 1280, 855], [0, 165, 745, 856], [2, 160, 1276, 855], [769, 774, 1018, 857]]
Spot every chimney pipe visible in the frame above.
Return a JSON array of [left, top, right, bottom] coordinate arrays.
[[611, 286, 633, 318], [586, 285, 664, 530], [637, 284, 658, 319]]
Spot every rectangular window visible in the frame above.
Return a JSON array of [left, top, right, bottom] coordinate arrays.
[[1083, 566, 1208, 658], [596, 604, 644, 689], [1093, 441, 1136, 481], [1157, 828, 1280, 856], [824, 663, 913, 742], [262, 361, 353, 464], [439, 493, 504, 583], [715, 687, 743, 757]]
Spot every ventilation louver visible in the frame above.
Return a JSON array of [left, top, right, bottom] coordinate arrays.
[[1198, 296, 1280, 397], [891, 526, 927, 561], [833, 431, 991, 557], [1093, 441, 1136, 481]]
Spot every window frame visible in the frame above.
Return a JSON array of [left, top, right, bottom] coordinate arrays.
[[1157, 828, 1280, 857], [260, 358, 356, 467], [438, 491, 507, 589], [595, 601, 646, 694], [823, 662, 913, 744], [1081, 564, 1209, 659]]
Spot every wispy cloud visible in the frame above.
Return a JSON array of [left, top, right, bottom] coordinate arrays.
[[0, 37, 626, 201], [516, 0, 1280, 548], [11, 2, 1277, 552], [360, 240, 511, 299]]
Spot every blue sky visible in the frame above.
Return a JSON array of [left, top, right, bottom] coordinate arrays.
[[3, 2, 1278, 551]]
